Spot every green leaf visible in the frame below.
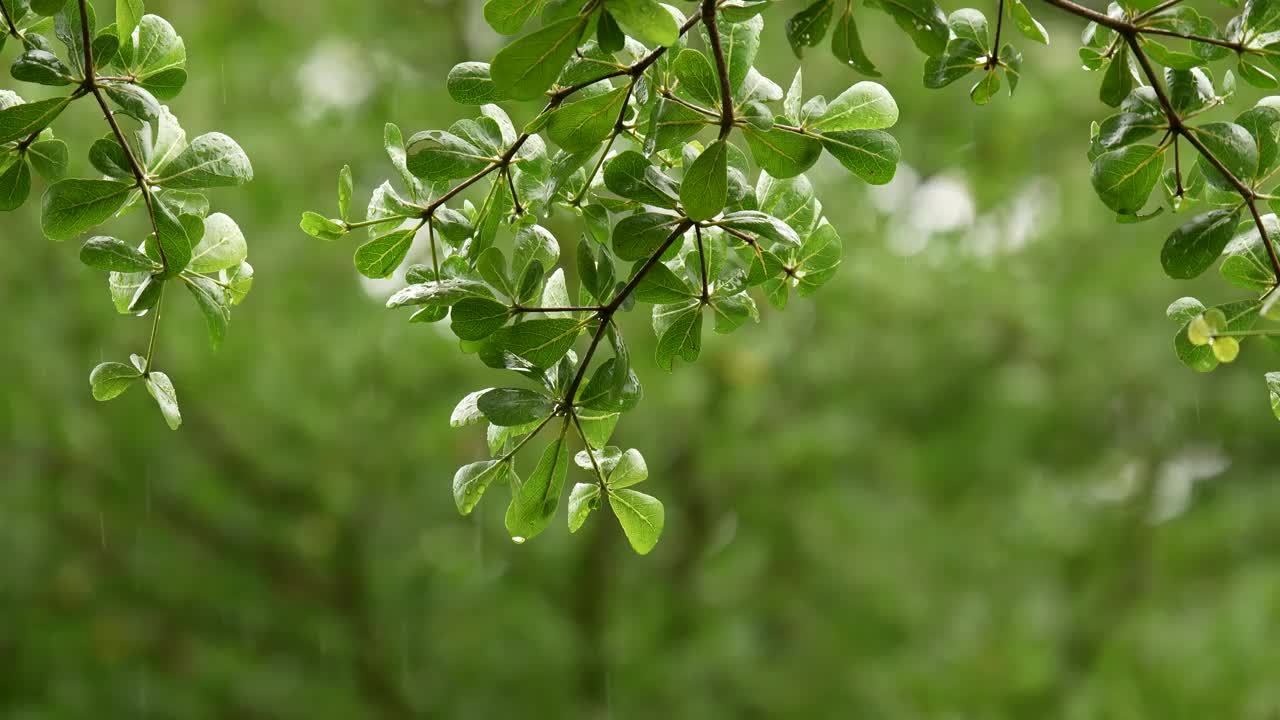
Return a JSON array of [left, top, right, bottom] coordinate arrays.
[[506, 424, 571, 541], [1267, 372, 1280, 421], [385, 279, 493, 309], [613, 211, 684, 261], [653, 299, 703, 371], [0, 156, 31, 211], [1099, 46, 1134, 108], [743, 125, 822, 179], [718, 211, 802, 246], [89, 361, 141, 401], [1221, 213, 1280, 291], [634, 262, 695, 303], [1247, 0, 1280, 33], [1008, 0, 1048, 44], [116, 0, 144, 43], [547, 86, 629, 153], [787, 0, 835, 58], [603, 150, 679, 208], [1167, 67, 1215, 115], [0, 96, 72, 145], [477, 387, 555, 426], [337, 164, 352, 222], [701, 13, 761, 93], [453, 460, 510, 515], [116, 14, 186, 99], [451, 297, 511, 340], [222, 261, 254, 306], [796, 221, 842, 295], [872, 0, 949, 56], [608, 489, 664, 554], [608, 448, 648, 489], [40, 178, 132, 241], [79, 236, 159, 272], [1161, 209, 1239, 279], [188, 212, 247, 273], [681, 140, 729, 222], [948, 8, 989, 50], [300, 211, 346, 241], [152, 132, 252, 188], [405, 130, 491, 182], [811, 81, 898, 132], [672, 48, 721, 107], [831, 1, 880, 76], [355, 227, 416, 279], [820, 129, 900, 185], [604, 0, 679, 47], [483, 0, 546, 34], [11, 48, 75, 85], [150, 202, 193, 277], [27, 138, 68, 181], [184, 274, 230, 350], [144, 370, 182, 430], [447, 61, 505, 105], [1192, 122, 1258, 192], [568, 482, 600, 532], [1089, 144, 1164, 215], [711, 291, 759, 332], [969, 69, 1001, 105], [491, 15, 589, 100], [32, 0, 69, 15], [489, 317, 583, 367]]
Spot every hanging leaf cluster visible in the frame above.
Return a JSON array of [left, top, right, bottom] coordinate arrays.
[[1, 0, 254, 429]]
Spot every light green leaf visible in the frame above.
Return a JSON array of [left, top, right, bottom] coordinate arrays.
[[604, 0, 679, 47], [145, 370, 182, 430], [568, 482, 601, 532], [355, 227, 416, 279], [451, 297, 511, 341], [483, 0, 546, 34], [1008, 0, 1048, 44], [811, 81, 898, 132], [634, 262, 695, 303], [1089, 144, 1164, 215], [608, 448, 647, 489], [820, 129, 900, 184], [300, 211, 346, 241], [743, 125, 822, 179], [506, 425, 571, 541], [491, 15, 589, 100], [547, 86, 629, 153], [184, 274, 230, 350], [454, 460, 510, 515], [89, 361, 142, 401], [653, 298, 703, 371], [188, 212, 247, 273], [405, 130, 491, 182], [608, 488, 664, 554], [0, 96, 72, 145]]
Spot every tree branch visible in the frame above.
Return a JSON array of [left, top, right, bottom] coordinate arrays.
[[702, 0, 736, 140]]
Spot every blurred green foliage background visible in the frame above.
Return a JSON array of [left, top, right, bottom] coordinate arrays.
[[4, 1, 1280, 717]]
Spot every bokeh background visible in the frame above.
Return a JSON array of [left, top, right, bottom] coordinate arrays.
[[4, 1, 1280, 718]]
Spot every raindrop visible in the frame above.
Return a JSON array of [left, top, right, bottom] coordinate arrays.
[[511, 536, 526, 544]]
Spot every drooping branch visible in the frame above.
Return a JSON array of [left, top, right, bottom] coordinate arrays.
[[1042, 0, 1280, 285]]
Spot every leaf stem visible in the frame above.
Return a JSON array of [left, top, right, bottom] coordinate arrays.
[[570, 410, 608, 490], [989, 0, 1006, 68]]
